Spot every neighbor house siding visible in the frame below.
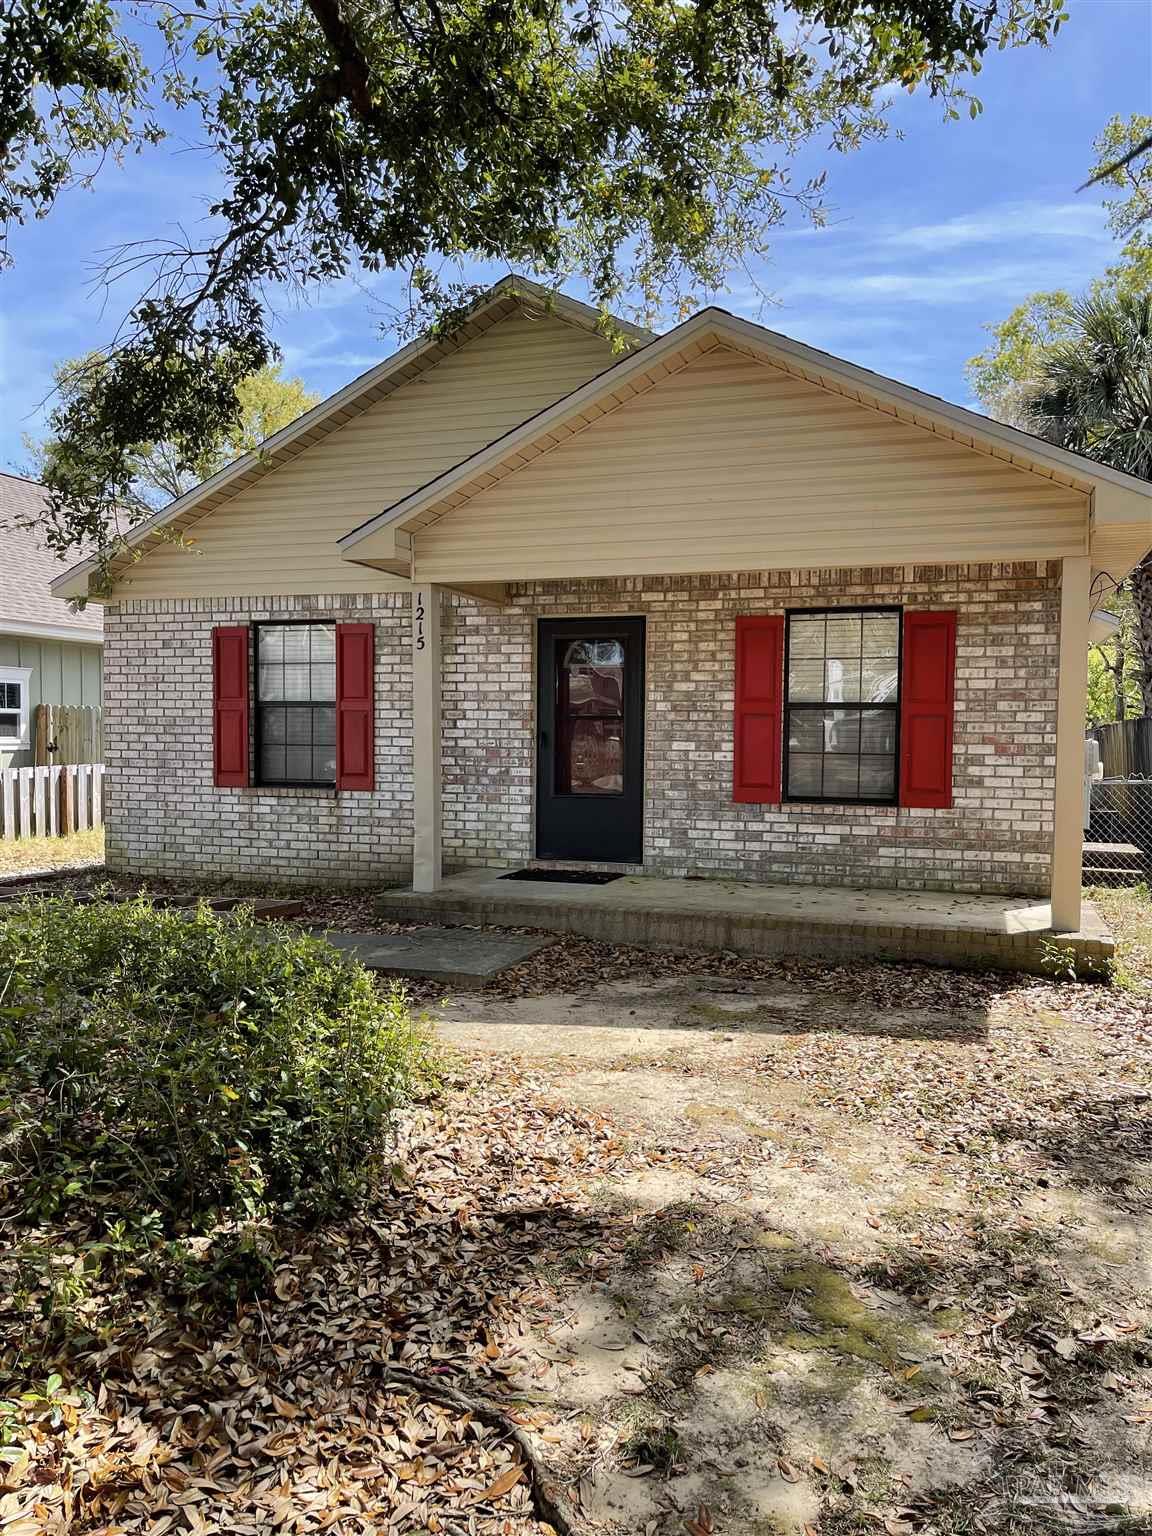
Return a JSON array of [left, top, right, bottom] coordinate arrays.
[[413, 346, 1089, 582], [0, 635, 102, 769], [440, 563, 1061, 897], [110, 311, 619, 601], [103, 595, 410, 884]]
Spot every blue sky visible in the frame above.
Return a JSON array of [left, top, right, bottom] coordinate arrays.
[[2, 0, 1149, 474]]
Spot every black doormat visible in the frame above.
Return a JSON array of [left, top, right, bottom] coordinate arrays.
[[500, 868, 624, 885]]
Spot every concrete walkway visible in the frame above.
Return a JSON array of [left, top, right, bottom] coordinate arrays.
[[377, 869, 1114, 975]]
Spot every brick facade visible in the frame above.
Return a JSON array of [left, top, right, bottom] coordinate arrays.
[[104, 594, 412, 885], [107, 562, 1060, 896]]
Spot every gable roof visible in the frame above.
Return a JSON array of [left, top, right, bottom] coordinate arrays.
[[52, 276, 653, 601], [338, 306, 1152, 575], [0, 474, 103, 641]]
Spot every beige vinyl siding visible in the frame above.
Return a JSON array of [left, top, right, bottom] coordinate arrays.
[[413, 345, 1090, 582], [111, 312, 618, 599]]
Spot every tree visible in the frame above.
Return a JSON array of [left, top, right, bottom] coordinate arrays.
[[1020, 290, 1152, 714], [25, 358, 319, 518], [0, 0, 1067, 559], [966, 114, 1152, 427]]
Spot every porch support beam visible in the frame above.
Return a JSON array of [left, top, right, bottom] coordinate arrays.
[[1050, 555, 1091, 932], [411, 584, 443, 893]]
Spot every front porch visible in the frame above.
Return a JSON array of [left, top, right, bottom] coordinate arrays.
[[377, 868, 1115, 976]]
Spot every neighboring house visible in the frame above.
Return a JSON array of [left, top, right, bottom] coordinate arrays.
[[54, 276, 1152, 934], [1, 473, 103, 769]]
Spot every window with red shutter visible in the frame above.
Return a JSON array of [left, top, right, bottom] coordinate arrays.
[[213, 626, 250, 788], [898, 611, 957, 809], [733, 616, 784, 803], [336, 623, 375, 791]]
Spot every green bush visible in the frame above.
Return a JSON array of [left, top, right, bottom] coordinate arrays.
[[0, 895, 432, 1228]]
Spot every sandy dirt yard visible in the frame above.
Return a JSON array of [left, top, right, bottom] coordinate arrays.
[[425, 943, 1152, 1536], [5, 878, 1150, 1536]]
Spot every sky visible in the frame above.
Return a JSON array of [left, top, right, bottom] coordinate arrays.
[[1, 0, 1150, 475]]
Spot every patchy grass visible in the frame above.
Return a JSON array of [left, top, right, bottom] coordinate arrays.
[[0, 826, 103, 877], [1088, 883, 1152, 992]]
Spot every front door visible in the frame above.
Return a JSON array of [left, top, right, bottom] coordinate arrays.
[[536, 617, 645, 863]]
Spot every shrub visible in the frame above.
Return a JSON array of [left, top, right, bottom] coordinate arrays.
[[0, 895, 432, 1228]]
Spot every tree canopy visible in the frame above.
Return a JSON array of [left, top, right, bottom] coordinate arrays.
[[26, 358, 319, 519], [1, 0, 1067, 557]]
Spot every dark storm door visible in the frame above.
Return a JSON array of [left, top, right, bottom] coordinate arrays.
[[536, 617, 646, 862]]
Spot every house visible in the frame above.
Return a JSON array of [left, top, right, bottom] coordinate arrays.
[[1, 473, 103, 770], [53, 277, 1152, 944]]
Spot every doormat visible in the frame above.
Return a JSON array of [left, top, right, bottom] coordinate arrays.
[[500, 868, 624, 885]]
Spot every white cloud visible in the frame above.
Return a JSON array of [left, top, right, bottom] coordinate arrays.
[[885, 200, 1110, 253]]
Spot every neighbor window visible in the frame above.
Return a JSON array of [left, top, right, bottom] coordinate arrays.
[[784, 609, 900, 804], [254, 623, 336, 786], [0, 668, 31, 748]]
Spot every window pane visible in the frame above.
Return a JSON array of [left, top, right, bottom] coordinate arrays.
[[825, 614, 863, 658], [860, 709, 897, 754], [824, 709, 860, 754], [309, 627, 336, 663], [260, 744, 287, 782], [312, 663, 336, 702], [313, 745, 337, 782], [284, 746, 312, 781], [862, 614, 900, 656], [787, 752, 823, 796], [282, 627, 311, 663], [258, 628, 284, 662], [860, 755, 896, 798], [563, 640, 624, 717], [281, 663, 311, 700], [823, 755, 860, 799], [861, 658, 899, 702], [825, 658, 861, 702], [285, 709, 313, 744], [788, 659, 824, 702], [0, 682, 20, 709], [259, 664, 285, 701], [788, 616, 825, 658], [262, 706, 287, 744], [787, 709, 824, 752], [0, 712, 19, 737], [566, 718, 624, 793], [313, 705, 336, 749]]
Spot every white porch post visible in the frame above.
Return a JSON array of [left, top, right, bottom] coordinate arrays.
[[1050, 555, 1091, 932], [411, 584, 442, 893]]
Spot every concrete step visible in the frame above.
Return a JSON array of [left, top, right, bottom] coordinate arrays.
[[1083, 841, 1146, 870], [1083, 865, 1148, 889]]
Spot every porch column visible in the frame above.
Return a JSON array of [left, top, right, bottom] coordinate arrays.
[[411, 584, 442, 893], [1050, 555, 1091, 932]]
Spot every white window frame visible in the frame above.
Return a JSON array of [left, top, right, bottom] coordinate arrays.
[[0, 667, 33, 749]]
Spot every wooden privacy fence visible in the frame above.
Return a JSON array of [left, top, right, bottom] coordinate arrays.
[[0, 763, 104, 839], [33, 704, 104, 766], [1091, 718, 1152, 781]]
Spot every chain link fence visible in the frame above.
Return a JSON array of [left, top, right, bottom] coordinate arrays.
[[1085, 721, 1152, 887]]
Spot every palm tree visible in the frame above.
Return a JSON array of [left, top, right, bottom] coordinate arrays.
[[1024, 290, 1152, 713]]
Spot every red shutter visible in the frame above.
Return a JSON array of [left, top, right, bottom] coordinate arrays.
[[899, 610, 957, 809], [336, 623, 375, 791], [733, 616, 784, 803], [212, 626, 249, 788]]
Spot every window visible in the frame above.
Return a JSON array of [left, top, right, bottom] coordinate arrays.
[[254, 624, 337, 786], [0, 668, 32, 748], [784, 608, 900, 804]]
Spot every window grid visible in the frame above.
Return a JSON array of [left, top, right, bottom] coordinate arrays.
[[0, 675, 26, 745], [783, 607, 901, 807], [253, 623, 338, 787]]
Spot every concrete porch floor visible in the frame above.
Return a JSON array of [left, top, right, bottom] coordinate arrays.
[[376, 869, 1115, 976]]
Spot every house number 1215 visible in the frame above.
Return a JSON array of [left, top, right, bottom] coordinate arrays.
[[414, 596, 426, 651]]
